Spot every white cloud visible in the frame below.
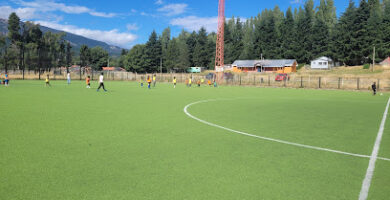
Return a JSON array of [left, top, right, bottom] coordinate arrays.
[[15, 0, 117, 18], [157, 3, 187, 16], [126, 23, 139, 31], [155, 0, 164, 5], [36, 21, 137, 48], [0, 6, 38, 20], [170, 16, 218, 32], [290, 0, 302, 4]]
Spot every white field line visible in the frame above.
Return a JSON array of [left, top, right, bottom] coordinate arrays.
[[184, 99, 390, 162], [359, 97, 390, 200]]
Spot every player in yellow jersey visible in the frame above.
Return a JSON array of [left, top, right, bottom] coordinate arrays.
[[153, 74, 157, 87], [147, 76, 152, 89], [45, 74, 51, 87], [173, 76, 177, 88], [188, 77, 192, 87]]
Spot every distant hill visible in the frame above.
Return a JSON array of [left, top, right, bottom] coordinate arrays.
[[0, 18, 124, 56]]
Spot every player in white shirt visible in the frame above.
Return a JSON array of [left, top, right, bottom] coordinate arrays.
[[67, 72, 71, 85], [97, 73, 107, 92]]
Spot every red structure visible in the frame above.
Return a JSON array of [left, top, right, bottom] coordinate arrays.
[[215, 0, 225, 83]]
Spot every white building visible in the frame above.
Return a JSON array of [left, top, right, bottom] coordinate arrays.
[[310, 57, 334, 70]]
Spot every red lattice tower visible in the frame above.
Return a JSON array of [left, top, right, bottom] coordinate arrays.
[[215, 0, 225, 83]]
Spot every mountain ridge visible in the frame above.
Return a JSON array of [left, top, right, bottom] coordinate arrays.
[[0, 18, 124, 56]]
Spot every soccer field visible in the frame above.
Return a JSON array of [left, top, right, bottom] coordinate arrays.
[[1, 80, 390, 200]]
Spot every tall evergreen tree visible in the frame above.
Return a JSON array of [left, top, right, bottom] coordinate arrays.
[[145, 30, 162, 72], [193, 27, 209, 67], [351, 0, 370, 65], [382, 0, 390, 57], [312, 11, 330, 58], [240, 17, 256, 60], [66, 42, 72, 72], [279, 7, 295, 59], [333, 0, 356, 65], [79, 45, 89, 79], [176, 30, 190, 71], [161, 27, 171, 71]]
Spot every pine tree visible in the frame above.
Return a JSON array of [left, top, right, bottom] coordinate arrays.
[[186, 31, 197, 67], [312, 11, 330, 58], [332, 0, 356, 65], [279, 7, 295, 59], [66, 42, 72, 72], [161, 27, 171, 71], [240, 17, 256, 60], [366, 0, 384, 61], [165, 38, 179, 72], [145, 30, 162, 72], [294, 7, 307, 63], [382, 0, 390, 57], [351, 0, 370, 65], [177, 30, 190, 71], [193, 27, 209, 67]]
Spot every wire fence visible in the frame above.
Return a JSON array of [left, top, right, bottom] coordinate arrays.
[[2, 69, 390, 92]]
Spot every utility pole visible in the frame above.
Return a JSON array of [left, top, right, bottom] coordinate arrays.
[[372, 46, 375, 72], [160, 57, 162, 75]]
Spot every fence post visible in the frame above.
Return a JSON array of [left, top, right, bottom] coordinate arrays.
[[319, 77, 321, 88], [284, 77, 287, 87], [338, 77, 341, 89], [268, 75, 270, 86], [357, 78, 360, 90], [300, 76, 303, 88], [239, 75, 242, 86], [253, 76, 256, 85], [378, 79, 380, 91]]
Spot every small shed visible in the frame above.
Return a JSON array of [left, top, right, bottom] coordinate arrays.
[[310, 57, 334, 70], [187, 67, 204, 73]]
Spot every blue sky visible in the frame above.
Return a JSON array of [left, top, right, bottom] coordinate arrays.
[[0, 0, 358, 49]]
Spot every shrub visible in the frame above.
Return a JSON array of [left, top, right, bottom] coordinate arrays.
[[363, 64, 370, 69]]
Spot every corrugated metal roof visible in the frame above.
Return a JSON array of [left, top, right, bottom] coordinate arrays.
[[232, 59, 297, 68]]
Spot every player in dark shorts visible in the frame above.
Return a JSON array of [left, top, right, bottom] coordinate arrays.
[[372, 82, 377, 96]]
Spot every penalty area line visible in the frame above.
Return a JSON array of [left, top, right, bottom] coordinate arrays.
[[359, 97, 390, 200]]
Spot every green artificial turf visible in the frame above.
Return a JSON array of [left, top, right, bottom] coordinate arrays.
[[0, 80, 389, 200]]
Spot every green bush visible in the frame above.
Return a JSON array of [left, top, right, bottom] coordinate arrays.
[[297, 64, 305, 70], [363, 64, 370, 69]]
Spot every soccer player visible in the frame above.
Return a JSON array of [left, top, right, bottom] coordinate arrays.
[[67, 72, 71, 85], [188, 77, 192, 87], [86, 76, 91, 88], [372, 82, 377, 96], [4, 73, 9, 86], [197, 79, 201, 87], [45, 74, 51, 87], [208, 80, 212, 87], [97, 73, 107, 92], [147, 76, 152, 89], [173, 76, 177, 88], [153, 74, 156, 87], [201, 78, 205, 85]]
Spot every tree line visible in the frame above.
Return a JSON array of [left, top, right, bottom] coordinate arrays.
[[1, 0, 390, 75], [120, 0, 390, 73], [0, 13, 111, 76]]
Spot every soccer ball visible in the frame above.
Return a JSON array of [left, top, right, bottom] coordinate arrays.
[[380, 93, 383, 96]]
